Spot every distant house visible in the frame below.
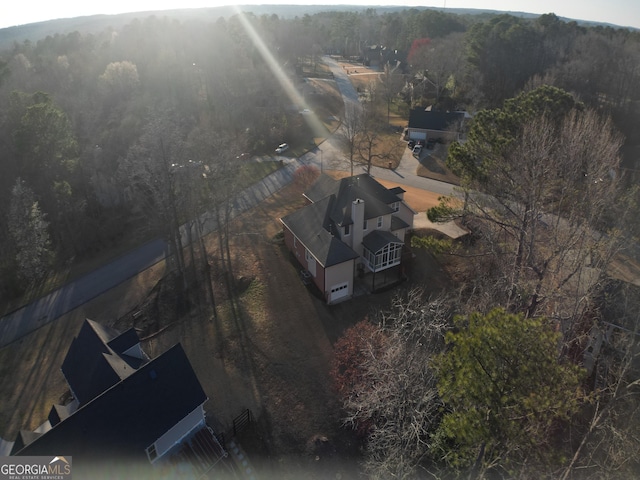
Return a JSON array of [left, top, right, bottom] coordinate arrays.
[[281, 174, 415, 303], [11, 319, 227, 477], [406, 108, 468, 143]]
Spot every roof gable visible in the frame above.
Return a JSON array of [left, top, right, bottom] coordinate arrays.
[[16, 344, 207, 462], [363, 230, 403, 253], [281, 196, 359, 267], [61, 319, 146, 405], [303, 173, 339, 203], [329, 175, 396, 226]]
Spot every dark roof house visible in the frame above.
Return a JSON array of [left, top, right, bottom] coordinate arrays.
[[61, 319, 148, 405], [12, 319, 226, 477], [406, 109, 467, 142]]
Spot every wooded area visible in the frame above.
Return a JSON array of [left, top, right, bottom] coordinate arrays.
[[1, 6, 640, 479]]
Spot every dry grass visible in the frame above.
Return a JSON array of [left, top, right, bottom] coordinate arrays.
[[0, 174, 451, 478], [0, 263, 166, 440]]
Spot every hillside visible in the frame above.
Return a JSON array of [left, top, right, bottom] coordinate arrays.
[[0, 5, 633, 49]]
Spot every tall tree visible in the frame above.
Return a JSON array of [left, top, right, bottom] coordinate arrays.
[[434, 308, 585, 478], [377, 63, 403, 124], [118, 112, 190, 294], [339, 102, 364, 176], [7, 178, 53, 287], [465, 15, 544, 106], [408, 32, 466, 106], [443, 86, 623, 319], [10, 91, 80, 256]]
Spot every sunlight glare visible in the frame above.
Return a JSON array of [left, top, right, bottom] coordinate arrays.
[[233, 6, 329, 144]]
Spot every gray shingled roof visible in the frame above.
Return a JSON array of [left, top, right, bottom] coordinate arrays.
[[391, 215, 410, 231], [287, 174, 409, 267], [363, 230, 403, 254], [281, 196, 359, 267], [303, 173, 339, 203], [304, 174, 398, 227]]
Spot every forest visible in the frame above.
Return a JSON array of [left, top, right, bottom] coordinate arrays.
[[1, 5, 640, 479]]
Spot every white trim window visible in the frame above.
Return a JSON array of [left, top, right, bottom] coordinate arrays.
[[377, 216, 383, 228], [363, 242, 403, 271], [146, 443, 158, 463]]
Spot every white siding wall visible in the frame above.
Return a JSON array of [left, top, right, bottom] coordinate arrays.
[[396, 203, 415, 228], [393, 229, 406, 243], [152, 405, 206, 461]]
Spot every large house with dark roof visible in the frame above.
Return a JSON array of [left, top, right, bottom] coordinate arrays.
[[11, 319, 227, 477], [281, 173, 415, 304], [406, 108, 468, 143]]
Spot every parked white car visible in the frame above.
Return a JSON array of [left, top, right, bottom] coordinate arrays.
[[275, 143, 289, 153]]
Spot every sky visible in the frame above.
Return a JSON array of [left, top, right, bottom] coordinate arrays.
[[1, 0, 640, 30]]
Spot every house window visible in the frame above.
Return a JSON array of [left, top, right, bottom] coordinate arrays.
[[146, 444, 158, 463], [363, 243, 403, 272], [377, 216, 383, 228], [363, 219, 368, 231], [391, 202, 400, 212], [344, 224, 350, 236]]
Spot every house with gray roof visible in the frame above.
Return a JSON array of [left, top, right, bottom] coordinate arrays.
[[281, 174, 415, 303], [11, 319, 228, 477], [406, 108, 467, 143]]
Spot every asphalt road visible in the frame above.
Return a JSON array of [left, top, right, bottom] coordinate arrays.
[[0, 57, 455, 348]]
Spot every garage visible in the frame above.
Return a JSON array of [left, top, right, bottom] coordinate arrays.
[[328, 282, 350, 303], [408, 130, 427, 141]]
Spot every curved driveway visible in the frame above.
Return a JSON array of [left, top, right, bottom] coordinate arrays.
[[0, 56, 456, 348]]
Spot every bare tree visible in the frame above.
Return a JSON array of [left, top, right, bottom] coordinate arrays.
[[339, 101, 364, 176], [335, 289, 452, 479], [118, 112, 189, 295], [445, 98, 624, 324], [409, 32, 466, 105], [561, 280, 640, 479], [377, 62, 404, 124]]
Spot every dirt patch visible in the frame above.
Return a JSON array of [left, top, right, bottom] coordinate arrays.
[[0, 176, 450, 478]]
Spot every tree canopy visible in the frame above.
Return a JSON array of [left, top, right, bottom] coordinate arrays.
[[434, 308, 585, 476]]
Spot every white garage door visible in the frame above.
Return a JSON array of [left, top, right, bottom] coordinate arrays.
[[329, 282, 350, 303], [409, 130, 427, 141]]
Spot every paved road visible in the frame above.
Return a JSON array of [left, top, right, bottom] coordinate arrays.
[[0, 56, 456, 349], [0, 161, 304, 348]]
